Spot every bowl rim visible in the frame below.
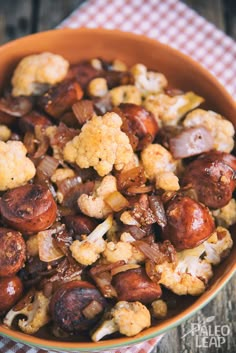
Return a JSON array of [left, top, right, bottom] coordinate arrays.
[[0, 27, 235, 352]]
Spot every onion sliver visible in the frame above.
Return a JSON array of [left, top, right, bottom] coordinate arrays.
[[38, 229, 64, 262], [104, 191, 129, 212], [169, 126, 213, 159]]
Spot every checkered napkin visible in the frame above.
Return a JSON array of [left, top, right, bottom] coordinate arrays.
[[1, 0, 235, 352], [60, 0, 236, 99]]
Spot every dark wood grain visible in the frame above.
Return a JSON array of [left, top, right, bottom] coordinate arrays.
[[0, 1, 235, 352], [183, 0, 225, 31], [37, 0, 84, 32], [0, 0, 32, 44]]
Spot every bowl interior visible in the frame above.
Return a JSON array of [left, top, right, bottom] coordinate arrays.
[[0, 28, 235, 352]]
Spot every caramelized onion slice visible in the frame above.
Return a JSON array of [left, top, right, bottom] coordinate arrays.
[[37, 156, 59, 178], [111, 264, 140, 276], [149, 195, 167, 228], [38, 230, 64, 262], [72, 100, 95, 125], [82, 300, 104, 319], [0, 96, 32, 117], [104, 191, 129, 212], [169, 126, 214, 159], [134, 240, 176, 264]]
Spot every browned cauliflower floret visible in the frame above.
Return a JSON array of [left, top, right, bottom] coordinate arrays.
[[103, 241, 145, 264], [155, 226, 233, 296], [141, 143, 177, 180], [151, 299, 168, 319], [203, 226, 233, 265], [4, 291, 50, 334], [155, 171, 180, 191], [0, 125, 11, 141], [212, 199, 236, 228], [91, 301, 151, 341], [26, 234, 39, 257], [88, 78, 108, 97], [51, 167, 75, 183], [70, 215, 113, 266], [63, 112, 134, 176], [183, 109, 235, 153], [131, 63, 168, 96], [155, 245, 213, 296], [11, 52, 69, 96], [0, 141, 35, 190], [78, 175, 117, 219], [143, 92, 203, 126], [110, 85, 142, 106]]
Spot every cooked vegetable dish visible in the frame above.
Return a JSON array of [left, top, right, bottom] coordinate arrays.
[[0, 53, 235, 341]]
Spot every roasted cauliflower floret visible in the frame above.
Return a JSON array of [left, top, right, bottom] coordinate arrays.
[[0, 140, 35, 190], [51, 167, 75, 183], [141, 143, 177, 180], [103, 241, 133, 263], [212, 199, 236, 228], [78, 175, 117, 219], [0, 125, 11, 141], [155, 171, 180, 191], [11, 52, 69, 96], [91, 301, 151, 341], [204, 226, 233, 265], [4, 291, 50, 334], [183, 109, 235, 153], [88, 78, 108, 97], [110, 85, 142, 106], [151, 299, 168, 319], [131, 63, 168, 96], [143, 92, 203, 126], [63, 112, 134, 176], [26, 234, 39, 257], [155, 244, 213, 296], [155, 260, 211, 296], [103, 241, 145, 264], [155, 226, 233, 296], [70, 215, 113, 266]]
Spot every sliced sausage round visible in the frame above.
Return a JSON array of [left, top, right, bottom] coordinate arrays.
[[182, 151, 236, 209], [162, 195, 215, 250], [112, 267, 162, 304], [50, 281, 106, 333], [0, 275, 23, 313], [0, 228, 26, 276], [0, 184, 57, 235]]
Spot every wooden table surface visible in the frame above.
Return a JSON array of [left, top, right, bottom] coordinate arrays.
[[0, 1, 235, 353]]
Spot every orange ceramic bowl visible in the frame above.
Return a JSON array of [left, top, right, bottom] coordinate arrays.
[[0, 28, 235, 352]]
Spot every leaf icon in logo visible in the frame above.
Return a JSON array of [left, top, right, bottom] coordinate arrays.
[[205, 316, 215, 323]]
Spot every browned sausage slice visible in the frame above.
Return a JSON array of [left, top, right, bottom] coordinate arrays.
[[50, 281, 106, 333], [112, 267, 162, 304], [39, 79, 83, 118], [182, 151, 236, 209], [119, 103, 159, 142], [0, 228, 26, 276], [162, 195, 215, 250], [0, 275, 23, 313], [20, 110, 52, 133], [0, 184, 57, 235], [63, 214, 99, 238]]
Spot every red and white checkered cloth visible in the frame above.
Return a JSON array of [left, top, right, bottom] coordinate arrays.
[[1, 0, 235, 352], [60, 0, 236, 99]]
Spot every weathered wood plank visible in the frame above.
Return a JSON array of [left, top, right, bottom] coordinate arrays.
[[37, 0, 84, 31], [183, 0, 225, 31], [0, 0, 32, 44], [223, 0, 236, 39]]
